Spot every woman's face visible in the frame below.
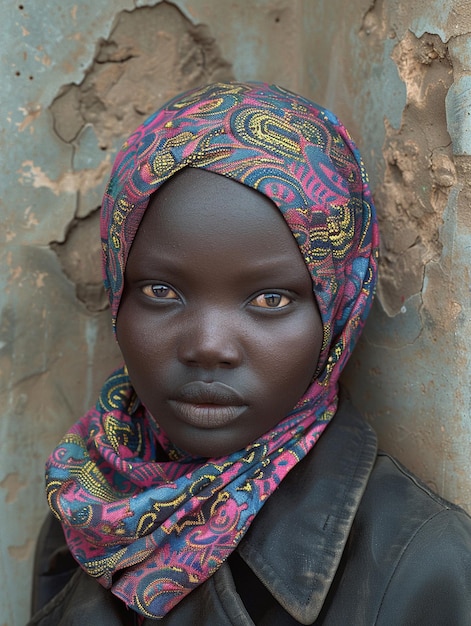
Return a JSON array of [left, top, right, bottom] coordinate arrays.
[[116, 168, 323, 458]]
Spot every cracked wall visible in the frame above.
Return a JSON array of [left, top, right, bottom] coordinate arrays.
[[378, 31, 455, 316], [341, 0, 471, 511], [1, 3, 305, 623], [2, 1, 471, 624], [51, 3, 232, 149], [49, 2, 233, 311]]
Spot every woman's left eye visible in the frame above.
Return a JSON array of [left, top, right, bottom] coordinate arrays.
[[249, 293, 291, 309], [141, 284, 178, 300]]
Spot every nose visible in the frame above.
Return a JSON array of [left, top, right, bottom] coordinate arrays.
[[177, 308, 243, 369]]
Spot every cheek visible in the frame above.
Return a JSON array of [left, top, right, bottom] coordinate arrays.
[[282, 307, 323, 377], [284, 332, 322, 397], [255, 315, 323, 409], [116, 304, 158, 374], [116, 301, 183, 413]]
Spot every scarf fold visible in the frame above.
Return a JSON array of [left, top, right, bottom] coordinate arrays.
[[47, 366, 334, 617], [46, 81, 379, 618]]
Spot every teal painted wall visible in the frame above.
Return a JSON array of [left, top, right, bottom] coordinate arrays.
[[1, 1, 470, 623]]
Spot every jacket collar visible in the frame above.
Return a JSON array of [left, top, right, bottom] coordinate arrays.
[[238, 394, 378, 625]]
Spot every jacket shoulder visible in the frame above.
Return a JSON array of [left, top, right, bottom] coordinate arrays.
[[356, 452, 471, 625], [365, 451, 471, 524]]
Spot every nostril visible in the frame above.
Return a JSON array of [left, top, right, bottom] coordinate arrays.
[[178, 335, 242, 369], [177, 312, 243, 369], [220, 360, 235, 368], [180, 352, 240, 369]]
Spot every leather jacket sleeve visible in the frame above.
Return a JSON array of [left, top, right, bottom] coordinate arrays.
[[374, 499, 471, 625], [321, 452, 471, 626]]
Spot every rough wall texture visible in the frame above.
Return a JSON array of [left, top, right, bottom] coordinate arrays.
[[340, 0, 471, 512], [1, 1, 470, 623], [49, 2, 233, 313], [378, 30, 454, 315]]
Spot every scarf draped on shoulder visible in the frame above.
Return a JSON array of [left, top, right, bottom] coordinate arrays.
[[46, 82, 379, 619]]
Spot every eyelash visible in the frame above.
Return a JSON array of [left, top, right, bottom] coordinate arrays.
[[140, 284, 293, 310], [141, 284, 180, 300], [248, 292, 292, 309]]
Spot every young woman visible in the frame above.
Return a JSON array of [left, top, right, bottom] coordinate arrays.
[[30, 82, 471, 625]]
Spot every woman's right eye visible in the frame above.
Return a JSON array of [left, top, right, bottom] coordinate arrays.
[[141, 284, 179, 300]]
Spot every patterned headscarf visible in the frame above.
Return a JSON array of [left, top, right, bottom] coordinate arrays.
[[46, 82, 379, 619]]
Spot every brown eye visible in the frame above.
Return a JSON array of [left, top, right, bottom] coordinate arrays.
[[142, 284, 178, 300], [250, 293, 291, 308]]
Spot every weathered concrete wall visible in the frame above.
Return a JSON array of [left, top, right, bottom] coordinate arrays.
[[1, 1, 470, 623], [339, 0, 471, 513]]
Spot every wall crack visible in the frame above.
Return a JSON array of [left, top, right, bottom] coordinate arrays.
[[376, 30, 455, 317], [47, 1, 234, 314]]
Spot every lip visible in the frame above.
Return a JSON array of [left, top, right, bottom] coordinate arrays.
[[169, 401, 247, 429], [174, 381, 245, 405], [169, 381, 247, 429]]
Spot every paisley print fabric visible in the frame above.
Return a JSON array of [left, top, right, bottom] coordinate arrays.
[[46, 82, 379, 619]]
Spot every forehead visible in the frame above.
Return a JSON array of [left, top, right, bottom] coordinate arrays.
[[127, 168, 311, 281]]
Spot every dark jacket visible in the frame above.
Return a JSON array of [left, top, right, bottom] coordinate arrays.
[[28, 399, 471, 625]]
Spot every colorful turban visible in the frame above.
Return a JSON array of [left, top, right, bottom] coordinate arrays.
[[46, 82, 379, 618]]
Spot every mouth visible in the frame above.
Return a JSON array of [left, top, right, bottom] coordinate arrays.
[[169, 381, 247, 429]]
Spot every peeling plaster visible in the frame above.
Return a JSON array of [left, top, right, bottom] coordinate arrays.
[[51, 210, 108, 312], [339, 0, 471, 517], [8, 538, 35, 561], [3, 3, 471, 624], [18, 157, 111, 196], [376, 31, 455, 316], [410, 0, 471, 43], [47, 1, 233, 303], [0, 472, 26, 504], [50, 2, 232, 149], [16, 104, 42, 133]]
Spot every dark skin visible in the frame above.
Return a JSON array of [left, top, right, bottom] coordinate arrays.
[[116, 168, 323, 458]]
